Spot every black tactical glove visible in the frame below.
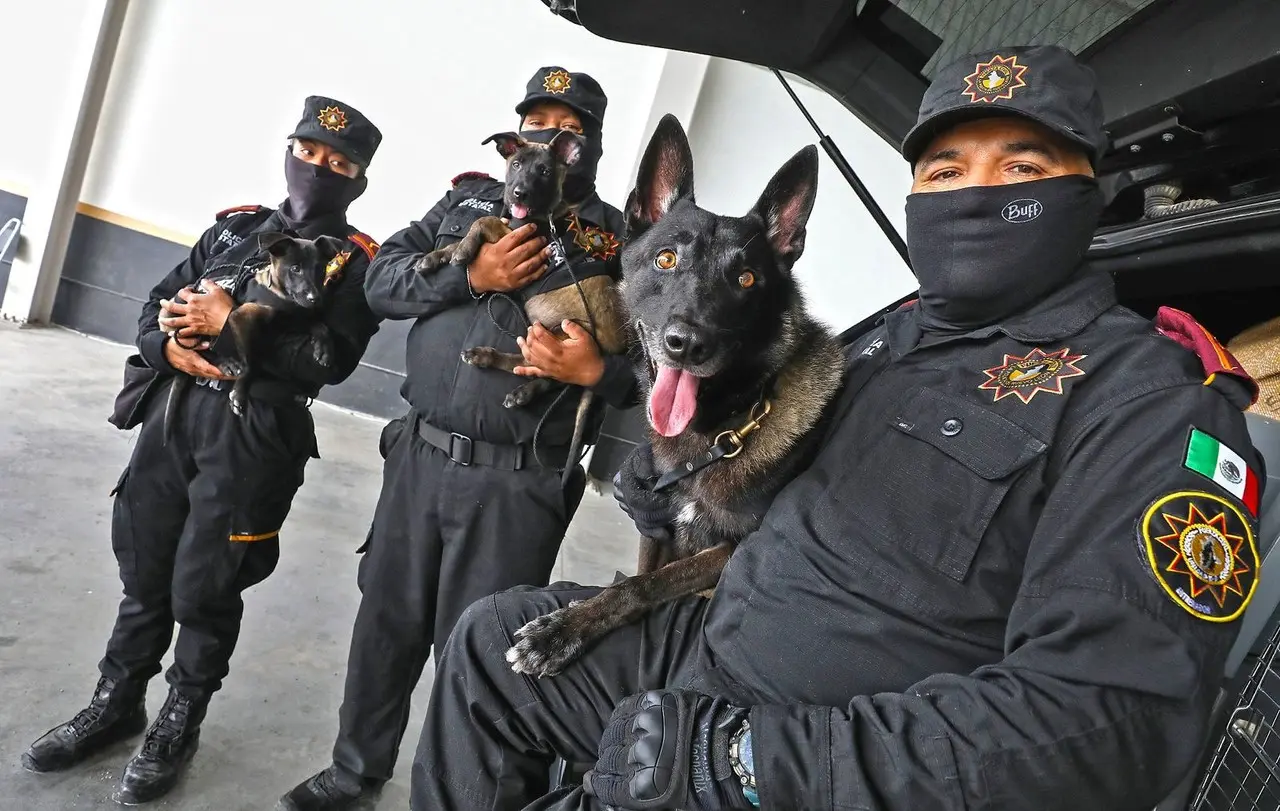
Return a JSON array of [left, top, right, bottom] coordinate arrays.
[[584, 690, 753, 811], [612, 444, 677, 543]]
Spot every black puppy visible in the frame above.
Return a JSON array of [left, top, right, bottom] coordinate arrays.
[[417, 131, 628, 481], [162, 231, 346, 435], [506, 115, 843, 677]]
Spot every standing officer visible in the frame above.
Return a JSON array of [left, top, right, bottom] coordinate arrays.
[[408, 46, 1266, 811], [21, 96, 383, 806], [278, 68, 634, 811]]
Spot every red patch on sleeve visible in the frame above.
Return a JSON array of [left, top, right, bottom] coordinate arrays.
[[349, 232, 380, 260], [451, 171, 494, 187], [216, 204, 264, 219], [1156, 306, 1258, 405]]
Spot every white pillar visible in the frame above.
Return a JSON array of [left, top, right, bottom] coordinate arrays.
[[1, 0, 131, 325]]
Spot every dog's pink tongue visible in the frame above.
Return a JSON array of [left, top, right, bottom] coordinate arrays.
[[648, 367, 699, 437], [510, 203, 530, 220]]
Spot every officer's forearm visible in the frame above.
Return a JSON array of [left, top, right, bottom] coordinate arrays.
[[363, 251, 472, 320]]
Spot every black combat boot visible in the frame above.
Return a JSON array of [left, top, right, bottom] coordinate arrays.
[[277, 765, 381, 811], [22, 676, 148, 772], [114, 687, 206, 805]]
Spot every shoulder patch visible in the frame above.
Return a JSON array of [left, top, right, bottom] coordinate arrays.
[[1155, 307, 1259, 408], [349, 232, 379, 260], [216, 204, 265, 220], [1137, 490, 1258, 622], [451, 171, 495, 188]]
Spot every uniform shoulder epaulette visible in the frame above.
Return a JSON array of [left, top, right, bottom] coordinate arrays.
[[451, 171, 495, 188], [216, 204, 266, 220], [1155, 306, 1259, 409], [349, 232, 380, 260]]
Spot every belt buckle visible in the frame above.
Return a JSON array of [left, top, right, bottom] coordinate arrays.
[[450, 433, 473, 466]]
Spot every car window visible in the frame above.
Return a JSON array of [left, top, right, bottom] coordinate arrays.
[[885, 0, 1165, 76]]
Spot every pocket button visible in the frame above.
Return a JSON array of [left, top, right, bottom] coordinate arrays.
[[940, 418, 963, 437]]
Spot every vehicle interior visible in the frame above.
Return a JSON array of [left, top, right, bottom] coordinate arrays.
[[539, 0, 1280, 807]]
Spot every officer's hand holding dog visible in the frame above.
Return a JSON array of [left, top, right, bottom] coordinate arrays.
[[613, 443, 678, 543], [514, 321, 605, 387], [160, 285, 235, 339], [466, 223, 552, 293], [162, 339, 235, 380]]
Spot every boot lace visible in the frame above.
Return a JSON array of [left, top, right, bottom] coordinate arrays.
[[68, 680, 115, 733], [141, 693, 192, 757]]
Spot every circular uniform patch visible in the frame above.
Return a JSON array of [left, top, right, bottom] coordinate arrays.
[[1139, 491, 1259, 622]]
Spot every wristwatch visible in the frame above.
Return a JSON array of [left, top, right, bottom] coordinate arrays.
[[728, 718, 760, 807]]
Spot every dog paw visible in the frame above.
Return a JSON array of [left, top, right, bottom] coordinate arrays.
[[503, 386, 537, 409], [461, 347, 499, 368], [312, 341, 333, 367], [416, 251, 451, 274], [217, 358, 246, 377], [505, 608, 588, 678], [228, 391, 247, 417]]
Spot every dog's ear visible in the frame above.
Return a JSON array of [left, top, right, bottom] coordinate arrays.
[[548, 130, 584, 167], [257, 231, 294, 257], [625, 114, 694, 237], [482, 132, 526, 160], [313, 235, 348, 260], [753, 145, 819, 272]]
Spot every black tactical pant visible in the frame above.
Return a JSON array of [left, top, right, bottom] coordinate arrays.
[[100, 379, 313, 702], [331, 414, 588, 784], [407, 584, 715, 810]]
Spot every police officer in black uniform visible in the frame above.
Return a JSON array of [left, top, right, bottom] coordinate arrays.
[[22, 96, 384, 806], [407, 46, 1267, 811], [278, 68, 634, 810]]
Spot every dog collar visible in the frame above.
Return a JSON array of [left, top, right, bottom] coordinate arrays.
[[653, 392, 773, 493]]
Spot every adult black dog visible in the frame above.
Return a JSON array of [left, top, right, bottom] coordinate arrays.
[[506, 114, 843, 677]]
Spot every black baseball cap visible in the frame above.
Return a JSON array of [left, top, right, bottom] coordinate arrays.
[[515, 66, 608, 130], [288, 95, 383, 168], [901, 45, 1108, 167]]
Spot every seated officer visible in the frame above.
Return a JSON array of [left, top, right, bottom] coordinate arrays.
[[278, 67, 634, 810], [21, 96, 383, 806], [408, 46, 1265, 811]]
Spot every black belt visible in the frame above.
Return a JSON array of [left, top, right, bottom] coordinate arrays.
[[415, 416, 559, 470]]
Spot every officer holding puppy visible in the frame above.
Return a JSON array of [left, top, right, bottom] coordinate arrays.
[[22, 97, 383, 806], [279, 67, 634, 811]]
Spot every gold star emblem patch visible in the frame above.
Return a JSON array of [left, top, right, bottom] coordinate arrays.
[[325, 251, 350, 285], [978, 347, 1087, 404], [569, 216, 620, 261], [318, 106, 349, 132], [543, 70, 573, 95], [962, 55, 1029, 103], [1140, 491, 1258, 622]]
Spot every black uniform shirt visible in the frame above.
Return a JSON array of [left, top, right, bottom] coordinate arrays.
[[136, 205, 380, 399], [364, 175, 635, 448], [699, 271, 1264, 810]]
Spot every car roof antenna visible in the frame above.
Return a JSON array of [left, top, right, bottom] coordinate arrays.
[[772, 69, 911, 269]]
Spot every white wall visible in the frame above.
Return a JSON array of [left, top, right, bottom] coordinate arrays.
[[13, 0, 671, 242], [0, 0, 99, 194], [686, 59, 917, 333]]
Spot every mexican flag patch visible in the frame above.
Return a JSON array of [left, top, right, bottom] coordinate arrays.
[[1184, 428, 1260, 516]]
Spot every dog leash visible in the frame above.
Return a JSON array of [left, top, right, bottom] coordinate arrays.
[[653, 390, 774, 493]]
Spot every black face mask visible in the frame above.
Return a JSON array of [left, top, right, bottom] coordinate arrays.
[[282, 152, 367, 223], [520, 126, 602, 204], [905, 174, 1105, 331]]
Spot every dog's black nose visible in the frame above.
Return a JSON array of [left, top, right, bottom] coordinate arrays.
[[510, 187, 527, 201], [662, 321, 714, 365]]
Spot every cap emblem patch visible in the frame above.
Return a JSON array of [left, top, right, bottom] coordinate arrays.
[[543, 70, 573, 95], [962, 55, 1028, 103], [318, 106, 349, 133]]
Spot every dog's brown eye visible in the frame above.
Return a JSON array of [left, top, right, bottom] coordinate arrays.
[[738, 270, 756, 289], [655, 250, 677, 270]]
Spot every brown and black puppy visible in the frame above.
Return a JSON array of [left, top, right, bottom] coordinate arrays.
[[162, 231, 346, 434], [505, 114, 844, 678], [417, 131, 627, 481]]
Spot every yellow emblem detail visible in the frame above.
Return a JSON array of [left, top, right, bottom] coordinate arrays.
[[318, 106, 349, 132], [325, 251, 351, 285], [543, 70, 573, 95], [1140, 491, 1258, 622], [962, 55, 1029, 104], [978, 347, 1087, 404], [568, 216, 620, 261]]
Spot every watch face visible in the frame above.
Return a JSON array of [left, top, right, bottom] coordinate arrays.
[[739, 730, 754, 777]]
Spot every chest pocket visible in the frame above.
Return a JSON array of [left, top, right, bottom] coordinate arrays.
[[880, 386, 1047, 581], [438, 201, 499, 249]]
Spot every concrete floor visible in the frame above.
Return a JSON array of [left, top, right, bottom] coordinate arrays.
[[0, 323, 638, 810]]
